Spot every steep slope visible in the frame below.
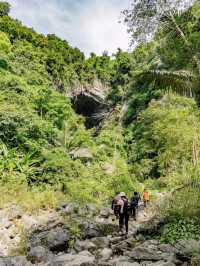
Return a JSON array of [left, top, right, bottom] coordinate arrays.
[[0, 1, 200, 222], [0, 3, 138, 206]]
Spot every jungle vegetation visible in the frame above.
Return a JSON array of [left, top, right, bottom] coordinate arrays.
[[0, 0, 200, 222]]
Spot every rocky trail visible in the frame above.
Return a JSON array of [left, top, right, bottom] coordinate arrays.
[[0, 201, 199, 266]]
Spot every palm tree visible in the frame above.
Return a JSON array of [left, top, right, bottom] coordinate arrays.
[[141, 69, 200, 104], [138, 1, 200, 104]]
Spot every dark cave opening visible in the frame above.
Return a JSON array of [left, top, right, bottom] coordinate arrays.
[[72, 93, 109, 129]]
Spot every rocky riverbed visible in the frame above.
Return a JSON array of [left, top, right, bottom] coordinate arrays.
[[0, 203, 199, 266]]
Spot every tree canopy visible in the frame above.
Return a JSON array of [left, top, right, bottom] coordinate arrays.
[[0, 2, 10, 16], [122, 0, 195, 46]]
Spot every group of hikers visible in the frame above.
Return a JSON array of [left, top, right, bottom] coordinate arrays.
[[111, 190, 150, 234]]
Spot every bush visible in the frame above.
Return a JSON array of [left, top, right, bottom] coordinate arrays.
[[161, 217, 200, 244], [0, 2, 10, 17]]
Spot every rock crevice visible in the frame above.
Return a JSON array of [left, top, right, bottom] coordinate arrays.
[[70, 82, 110, 129]]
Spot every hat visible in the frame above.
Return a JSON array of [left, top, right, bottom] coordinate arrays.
[[120, 192, 126, 197]]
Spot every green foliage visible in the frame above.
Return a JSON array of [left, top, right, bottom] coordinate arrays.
[[120, 0, 200, 220], [0, 31, 11, 52], [125, 94, 200, 182], [134, 1, 200, 106], [161, 218, 200, 244], [122, 0, 194, 47], [1, 0, 200, 218], [0, 2, 10, 16], [0, 31, 11, 69]]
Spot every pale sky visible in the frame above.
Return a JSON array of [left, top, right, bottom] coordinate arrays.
[[7, 0, 130, 56]]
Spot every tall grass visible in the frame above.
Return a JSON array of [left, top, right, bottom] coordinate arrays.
[[0, 184, 67, 214]]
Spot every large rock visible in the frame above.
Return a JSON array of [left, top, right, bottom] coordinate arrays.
[[0, 256, 33, 266], [109, 236, 125, 245], [69, 148, 93, 160], [21, 215, 39, 231], [74, 239, 96, 253], [28, 224, 70, 252], [137, 218, 165, 236], [51, 250, 95, 266], [98, 262, 113, 266], [28, 246, 53, 263], [57, 202, 79, 215], [0, 218, 12, 229], [99, 208, 113, 219], [108, 256, 138, 266], [7, 205, 23, 221], [91, 237, 110, 248], [0, 225, 21, 256], [85, 204, 99, 216], [115, 262, 140, 266], [80, 221, 102, 239], [141, 262, 154, 266], [99, 248, 113, 261], [56, 202, 98, 217], [80, 221, 118, 239], [147, 261, 176, 266], [102, 163, 115, 175], [99, 261, 139, 266], [175, 239, 200, 257], [77, 204, 99, 217], [128, 240, 175, 262]]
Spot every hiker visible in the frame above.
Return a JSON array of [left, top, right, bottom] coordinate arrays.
[[130, 192, 141, 220], [111, 192, 121, 219], [118, 192, 130, 234], [143, 189, 150, 208]]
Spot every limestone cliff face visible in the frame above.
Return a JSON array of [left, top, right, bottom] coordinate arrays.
[[70, 80, 110, 128]]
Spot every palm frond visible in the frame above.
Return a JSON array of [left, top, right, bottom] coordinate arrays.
[[141, 69, 199, 98]]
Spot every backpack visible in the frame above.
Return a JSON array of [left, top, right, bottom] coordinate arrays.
[[112, 198, 121, 214], [122, 198, 131, 214], [131, 195, 140, 207]]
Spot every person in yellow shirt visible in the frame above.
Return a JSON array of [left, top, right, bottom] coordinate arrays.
[[143, 189, 150, 208]]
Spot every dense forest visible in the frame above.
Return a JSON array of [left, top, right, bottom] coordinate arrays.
[[0, 0, 200, 241]]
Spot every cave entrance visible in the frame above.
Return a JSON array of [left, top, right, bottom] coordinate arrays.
[[72, 92, 109, 129]]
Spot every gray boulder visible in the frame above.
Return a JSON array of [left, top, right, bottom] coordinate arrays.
[[109, 236, 125, 245], [51, 250, 95, 266], [112, 238, 137, 255], [99, 248, 113, 261], [137, 218, 165, 236], [74, 239, 96, 253], [0, 256, 33, 266], [115, 262, 140, 266], [80, 221, 118, 239], [91, 237, 110, 248], [98, 262, 113, 266], [28, 225, 70, 252], [128, 240, 175, 262], [8, 205, 23, 221], [175, 239, 200, 257], [99, 208, 113, 219], [69, 148, 93, 160], [28, 246, 53, 263], [108, 256, 137, 266], [141, 262, 154, 266], [57, 202, 79, 215], [85, 204, 99, 216], [147, 261, 176, 266], [80, 221, 102, 239]]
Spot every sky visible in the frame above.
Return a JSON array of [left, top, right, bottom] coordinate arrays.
[[7, 0, 130, 56]]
